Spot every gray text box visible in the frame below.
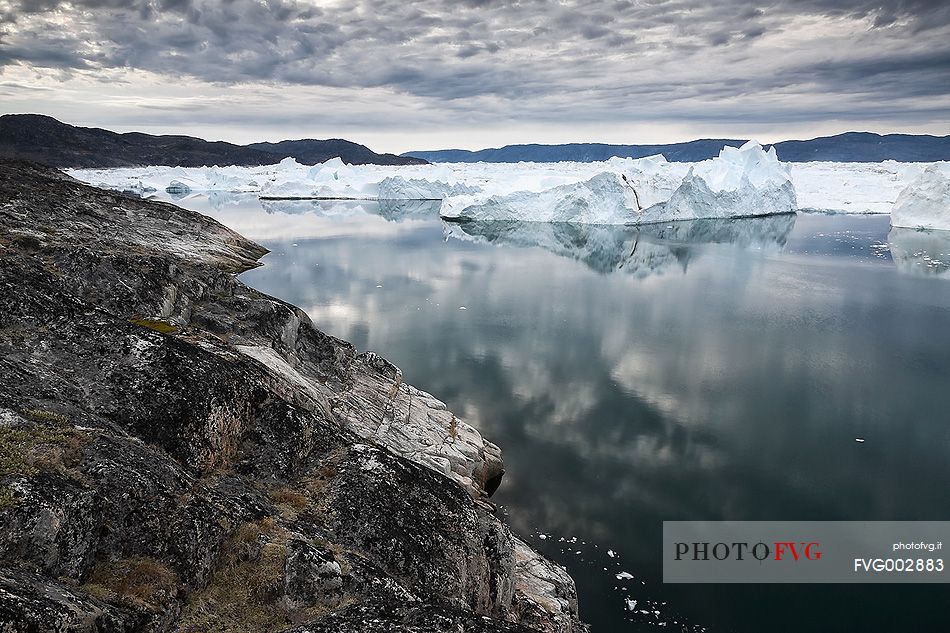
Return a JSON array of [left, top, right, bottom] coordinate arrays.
[[664, 521, 949, 583]]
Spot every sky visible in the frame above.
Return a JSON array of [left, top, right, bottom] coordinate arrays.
[[1, 0, 949, 154]]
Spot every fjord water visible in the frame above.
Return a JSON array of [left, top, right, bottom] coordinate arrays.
[[177, 194, 950, 632]]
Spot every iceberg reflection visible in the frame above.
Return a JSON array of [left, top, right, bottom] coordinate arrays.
[[887, 227, 950, 279], [445, 214, 796, 275], [261, 198, 442, 221]]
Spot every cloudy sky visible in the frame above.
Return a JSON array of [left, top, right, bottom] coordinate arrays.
[[1, 0, 949, 153]]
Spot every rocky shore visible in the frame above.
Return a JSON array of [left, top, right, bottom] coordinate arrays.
[[0, 160, 585, 632]]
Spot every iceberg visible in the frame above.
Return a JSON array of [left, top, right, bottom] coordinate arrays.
[[376, 176, 481, 200], [792, 161, 925, 214], [646, 142, 796, 223], [441, 141, 796, 225], [440, 172, 642, 224], [165, 180, 192, 195], [69, 148, 950, 222], [890, 165, 950, 230]]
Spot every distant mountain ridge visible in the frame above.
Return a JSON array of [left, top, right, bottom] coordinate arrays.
[[404, 132, 950, 163], [0, 114, 426, 168], [248, 139, 423, 166]]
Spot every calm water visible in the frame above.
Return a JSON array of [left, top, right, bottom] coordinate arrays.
[[176, 193, 950, 632]]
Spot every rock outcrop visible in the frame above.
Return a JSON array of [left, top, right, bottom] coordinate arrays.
[[0, 160, 585, 632]]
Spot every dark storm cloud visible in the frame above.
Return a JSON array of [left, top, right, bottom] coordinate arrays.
[[1, 0, 948, 127]]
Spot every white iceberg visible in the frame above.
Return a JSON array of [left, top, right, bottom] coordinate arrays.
[[376, 176, 481, 200], [441, 172, 642, 224], [165, 180, 192, 194], [890, 165, 950, 230], [640, 144, 796, 223], [442, 141, 796, 225], [307, 157, 354, 182], [791, 161, 928, 214], [70, 146, 950, 222]]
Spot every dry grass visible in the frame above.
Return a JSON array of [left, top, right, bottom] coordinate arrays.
[[269, 486, 310, 519], [21, 409, 69, 425], [0, 423, 84, 478], [178, 518, 294, 633], [83, 557, 179, 611], [0, 488, 15, 511]]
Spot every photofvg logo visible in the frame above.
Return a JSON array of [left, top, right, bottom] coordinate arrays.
[[674, 540, 822, 562], [664, 522, 949, 583]]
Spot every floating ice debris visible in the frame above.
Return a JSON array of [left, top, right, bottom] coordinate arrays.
[[626, 598, 638, 611], [607, 549, 617, 558], [538, 534, 547, 540], [616, 571, 634, 580]]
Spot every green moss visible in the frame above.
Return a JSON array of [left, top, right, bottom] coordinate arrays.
[[128, 318, 179, 335]]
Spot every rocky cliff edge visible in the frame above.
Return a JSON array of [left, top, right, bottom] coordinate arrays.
[[0, 160, 585, 633]]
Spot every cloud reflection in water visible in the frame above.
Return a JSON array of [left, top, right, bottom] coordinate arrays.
[[170, 195, 950, 633]]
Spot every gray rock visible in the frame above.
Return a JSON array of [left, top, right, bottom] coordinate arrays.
[[282, 540, 343, 610], [0, 568, 140, 632]]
